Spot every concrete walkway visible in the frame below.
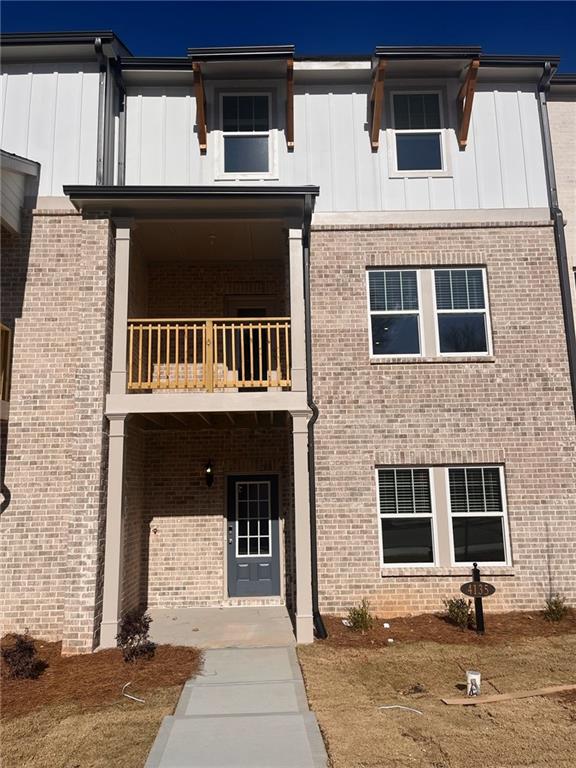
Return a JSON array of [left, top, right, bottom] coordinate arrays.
[[145, 646, 328, 768], [149, 606, 296, 648]]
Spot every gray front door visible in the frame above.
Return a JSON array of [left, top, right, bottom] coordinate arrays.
[[227, 475, 280, 597]]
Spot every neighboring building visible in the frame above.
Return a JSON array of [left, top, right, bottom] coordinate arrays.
[[1, 32, 575, 653]]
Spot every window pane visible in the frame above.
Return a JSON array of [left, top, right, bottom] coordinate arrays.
[[450, 270, 469, 309], [422, 94, 441, 128], [452, 517, 505, 562], [253, 96, 269, 130], [224, 136, 269, 173], [449, 468, 468, 514], [378, 468, 431, 515], [396, 133, 442, 171], [378, 469, 397, 514], [382, 518, 434, 564], [371, 314, 420, 355], [396, 469, 415, 514], [434, 270, 453, 310], [413, 469, 432, 513], [438, 313, 487, 353], [467, 270, 485, 309], [393, 94, 441, 130], [435, 269, 486, 311], [222, 96, 239, 131], [369, 270, 418, 312], [238, 538, 248, 555], [393, 95, 411, 129], [483, 468, 503, 513]]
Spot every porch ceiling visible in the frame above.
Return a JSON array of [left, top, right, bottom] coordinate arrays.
[[131, 410, 290, 432]]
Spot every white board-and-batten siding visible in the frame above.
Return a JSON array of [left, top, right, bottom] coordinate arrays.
[[124, 81, 548, 212], [0, 63, 100, 196]]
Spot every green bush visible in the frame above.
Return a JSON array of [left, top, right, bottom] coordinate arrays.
[[1, 631, 47, 679], [347, 598, 374, 633], [116, 610, 156, 663], [443, 597, 475, 630], [543, 593, 569, 622]]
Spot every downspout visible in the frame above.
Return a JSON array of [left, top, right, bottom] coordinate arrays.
[[111, 58, 127, 185], [302, 194, 328, 639], [94, 37, 107, 185], [537, 62, 576, 416]]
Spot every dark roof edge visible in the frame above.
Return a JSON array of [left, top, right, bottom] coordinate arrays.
[[375, 45, 482, 59], [187, 44, 295, 60], [120, 57, 191, 71], [64, 184, 320, 199], [0, 30, 133, 56], [480, 54, 561, 67], [551, 73, 576, 85]]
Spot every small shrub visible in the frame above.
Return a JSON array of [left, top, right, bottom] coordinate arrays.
[[347, 598, 374, 633], [1, 631, 47, 679], [544, 593, 568, 622], [116, 610, 156, 663], [443, 597, 475, 630]]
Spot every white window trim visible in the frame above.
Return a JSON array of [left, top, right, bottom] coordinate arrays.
[[376, 467, 439, 568], [387, 89, 452, 179], [446, 466, 511, 567], [432, 268, 493, 357], [366, 269, 424, 359], [235, 480, 273, 558], [215, 92, 278, 181]]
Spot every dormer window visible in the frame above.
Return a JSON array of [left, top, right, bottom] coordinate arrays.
[[219, 93, 275, 178], [389, 91, 449, 177]]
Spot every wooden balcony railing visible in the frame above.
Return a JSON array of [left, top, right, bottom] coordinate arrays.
[[0, 323, 12, 402], [127, 318, 291, 392]]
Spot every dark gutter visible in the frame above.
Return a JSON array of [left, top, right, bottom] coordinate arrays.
[[120, 57, 191, 70], [187, 44, 294, 60], [63, 184, 320, 201], [302, 194, 327, 640], [480, 54, 561, 67], [1, 30, 133, 56], [94, 37, 107, 186], [537, 62, 576, 417], [375, 45, 482, 59], [551, 73, 576, 85]]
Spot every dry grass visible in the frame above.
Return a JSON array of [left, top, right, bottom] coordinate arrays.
[[0, 687, 180, 768], [298, 634, 576, 768]]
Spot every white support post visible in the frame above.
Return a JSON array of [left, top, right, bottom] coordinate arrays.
[[99, 414, 127, 648], [291, 410, 314, 644], [288, 228, 307, 392], [109, 220, 133, 395]]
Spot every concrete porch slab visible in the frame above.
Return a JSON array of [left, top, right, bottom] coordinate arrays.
[[148, 606, 296, 648]]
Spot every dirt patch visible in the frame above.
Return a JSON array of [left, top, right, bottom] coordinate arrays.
[[1, 636, 202, 721], [323, 608, 576, 647], [299, 634, 576, 768]]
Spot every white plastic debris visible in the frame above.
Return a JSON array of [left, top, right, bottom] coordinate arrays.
[[378, 705, 423, 715], [122, 682, 145, 704], [387, 638, 394, 644], [342, 619, 352, 627], [466, 670, 481, 696], [383, 622, 391, 629]]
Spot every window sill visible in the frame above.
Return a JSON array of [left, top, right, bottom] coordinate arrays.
[[370, 355, 496, 365], [381, 566, 515, 578]]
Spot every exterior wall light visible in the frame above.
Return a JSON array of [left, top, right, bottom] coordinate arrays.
[[205, 460, 214, 488]]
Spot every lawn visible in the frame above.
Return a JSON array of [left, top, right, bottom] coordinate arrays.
[[298, 611, 576, 768], [1, 637, 202, 768]]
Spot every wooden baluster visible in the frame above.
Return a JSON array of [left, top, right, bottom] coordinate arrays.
[[184, 324, 189, 389], [205, 320, 214, 392], [128, 323, 134, 389], [156, 324, 161, 388], [267, 323, 272, 388], [175, 324, 180, 388], [138, 325, 143, 389], [166, 324, 171, 388], [240, 323, 245, 386], [284, 322, 290, 387], [147, 323, 152, 387], [276, 323, 281, 385], [249, 324, 255, 387], [258, 323, 263, 386], [194, 325, 198, 388], [222, 323, 228, 388], [231, 323, 237, 387]]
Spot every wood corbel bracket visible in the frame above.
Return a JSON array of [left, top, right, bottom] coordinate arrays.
[[192, 61, 207, 154], [286, 57, 294, 151], [458, 59, 480, 150], [369, 59, 386, 151]]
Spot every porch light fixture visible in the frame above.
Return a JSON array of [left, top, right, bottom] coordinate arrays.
[[205, 460, 214, 487]]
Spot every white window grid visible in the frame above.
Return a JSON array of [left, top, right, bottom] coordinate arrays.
[[217, 92, 276, 180], [432, 267, 493, 356], [446, 465, 511, 566], [388, 90, 450, 178], [376, 467, 438, 568], [235, 480, 272, 558], [366, 269, 423, 359]]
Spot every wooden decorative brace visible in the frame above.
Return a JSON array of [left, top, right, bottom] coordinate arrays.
[[192, 62, 207, 154], [369, 59, 386, 151], [457, 59, 480, 150], [286, 57, 294, 151]]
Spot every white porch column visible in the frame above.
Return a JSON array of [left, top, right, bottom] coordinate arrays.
[[109, 220, 133, 395], [291, 410, 314, 644], [288, 228, 307, 392], [99, 414, 127, 648]]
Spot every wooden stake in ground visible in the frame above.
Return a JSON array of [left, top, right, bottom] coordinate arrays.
[[442, 683, 576, 706]]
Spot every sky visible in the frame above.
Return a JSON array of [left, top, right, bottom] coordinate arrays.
[[3, 1, 576, 71]]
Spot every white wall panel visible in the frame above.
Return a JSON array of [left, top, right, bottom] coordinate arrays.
[[0, 63, 99, 196], [494, 89, 529, 207], [472, 90, 505, 208], [517, 90, 548, 207]]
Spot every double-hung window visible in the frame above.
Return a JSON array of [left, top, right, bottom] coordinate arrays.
[[221, 93, 272, 176], [448, 467, 508, 564], [392, 93, 444, 173], [368, 270, 421, 356], [378, 468, 435, 565], [434, 269, 491, 354]]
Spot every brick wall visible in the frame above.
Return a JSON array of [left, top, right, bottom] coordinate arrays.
[[310, 222, 576, 617], [0, 211, 113, 652], [119, 425, 294, 611]]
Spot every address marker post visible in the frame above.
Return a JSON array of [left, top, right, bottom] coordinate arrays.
[[460, 563, 496, 635]]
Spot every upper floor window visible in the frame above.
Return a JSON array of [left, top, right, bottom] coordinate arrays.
[[368, 270, 421, 356], [220, 93, 274, 177], [434, 269, 490, 355], [390, 92, 447, 176]]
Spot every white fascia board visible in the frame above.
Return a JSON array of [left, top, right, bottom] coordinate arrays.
[[294, 60, 371, 71]]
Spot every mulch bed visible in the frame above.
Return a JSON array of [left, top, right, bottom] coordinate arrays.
[[322, 609, 576, 648], [1, 636, 202, 721]]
